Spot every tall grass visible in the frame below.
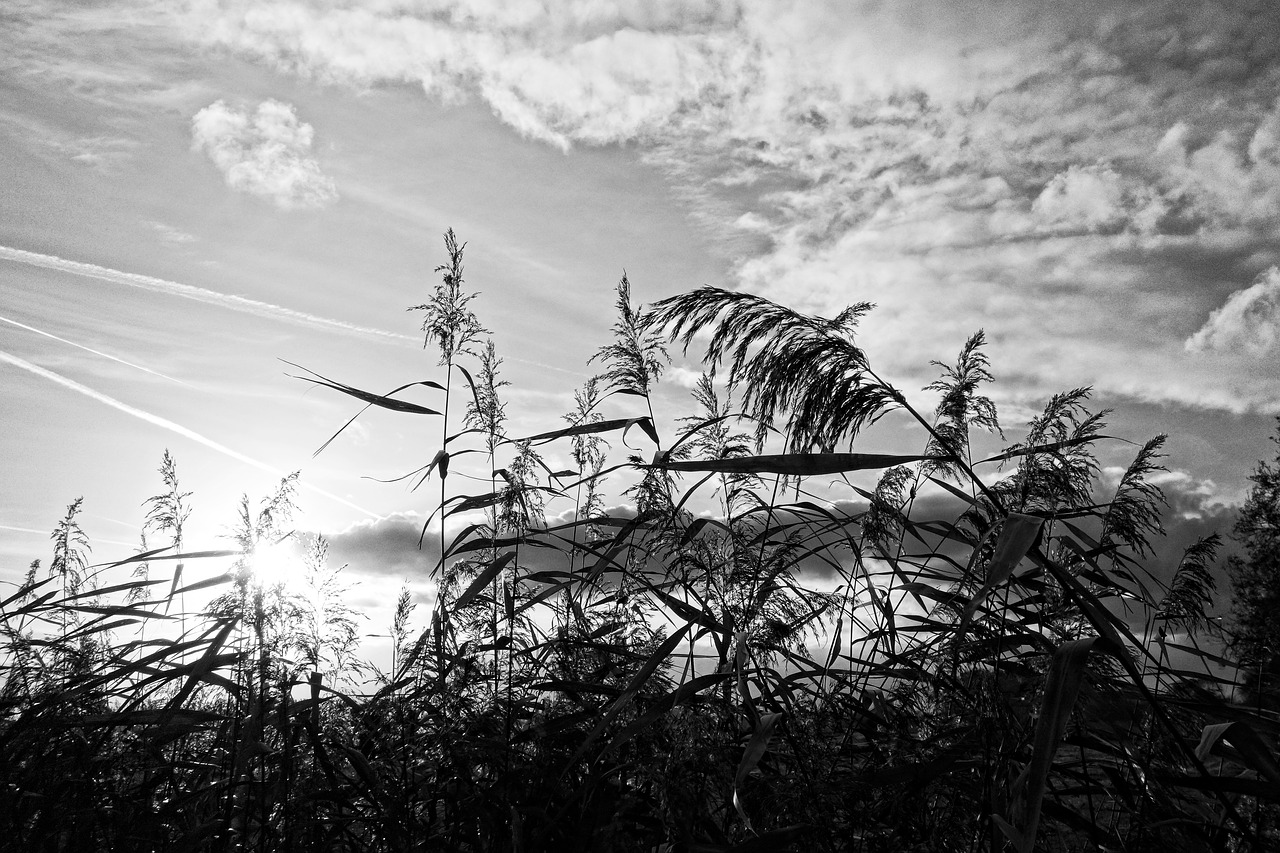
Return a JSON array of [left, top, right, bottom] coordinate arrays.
[[2, 236, 1278, 852]]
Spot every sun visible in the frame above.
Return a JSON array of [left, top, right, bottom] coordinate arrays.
[[246, 539, 304, 596]]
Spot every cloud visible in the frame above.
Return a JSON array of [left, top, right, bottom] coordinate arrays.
[[326, 512, 440, 580], [1153, 470, 1245, 518], [1154, 112, 1280, 229], [326, 509, 571, 584], [1148, 476, 1241, 602], [1032, 165, 1127, 232], [1031, 164, 1170, 235], [47, 135, 141, 172], [1102, 463, 1245, 517], [178, 0, 1280, 413], [181, 1, 1037, 149], [148, 221, 197, 244], [190, 99, 338, 209], [1185, 266, 1280, 356], [665, 365, 706, 390]]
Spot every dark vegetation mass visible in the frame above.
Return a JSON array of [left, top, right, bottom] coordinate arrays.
[[3, 230, 1279, 852]]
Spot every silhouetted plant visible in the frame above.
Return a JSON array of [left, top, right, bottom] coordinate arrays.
[[5, 235, 1280, 853], [1227, 418, 1280, 708]]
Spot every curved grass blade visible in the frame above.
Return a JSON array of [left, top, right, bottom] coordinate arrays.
[[653, 452, 937, 476], [562, 622, 691, 774], [1195, 721, 1280, 786], [957, 513, 1042, 636], [455, 553, 516, 610], [733, 711, 784, 833], [283, 360, 444, 415], [517, 416, 658, 448], [102, 548, 238, 568], [974, 434, 1118, 466]]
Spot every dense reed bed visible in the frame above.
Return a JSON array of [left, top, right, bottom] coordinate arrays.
[[2, 232, 1277, 852]]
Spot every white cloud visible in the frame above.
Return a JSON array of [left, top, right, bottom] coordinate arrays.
[[1248, 102, 1280, 166], [666, 365, 706, 390], [190, 99, 338, 209], [327, 511, 439, 579], [1033, 165, 1126, 232], [1031, 164, 1168, 235], [1153, 101, 1280, 230], [1185, 267, 1280, 357], [1146, 469, 1244, 514], [182, 1, 1038, 149], [147, 221, 197, 243], [176, 0, 1280, 413]]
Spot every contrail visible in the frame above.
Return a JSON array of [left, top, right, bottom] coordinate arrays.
[[0, 523, 136, 548], [0, 314, 192, 388], [0, 350, 382, 520], [0, 524, 57, 537], [0, 245, 414, 344], [0, 244, 586, 379]]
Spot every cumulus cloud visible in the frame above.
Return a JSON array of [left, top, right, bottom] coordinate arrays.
[[1154, 112, 1280, 229], [190, 99, 338, 209], [182, 0, 1038, 150], [1031, 164, 1169, 235], [179, 0, 1280, 411], [665, 365, 706, 390], [325, 511, 438, 580], [1033, 165, 1127, 232], [1149, 469, 1245, 517], [1142, 472, 1241, 596], [1185, 267, 1280, 356]]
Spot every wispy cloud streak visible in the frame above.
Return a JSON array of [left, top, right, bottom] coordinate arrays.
[[0, 524, 60, 537], [0, 522, 136, 548], [0, 245, 413, 344], [0, 523, 136, 549], [0, 314, 192, 387], [0, 246, 579, 379], [0, 349, 381, 520]]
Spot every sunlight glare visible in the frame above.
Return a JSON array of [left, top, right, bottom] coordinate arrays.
[[247, 540, 301, 593]]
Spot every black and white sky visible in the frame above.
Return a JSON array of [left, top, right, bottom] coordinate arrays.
[[2, 1, 1278, 627]]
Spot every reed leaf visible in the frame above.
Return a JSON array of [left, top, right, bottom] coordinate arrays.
[[653, 451, 938, 476]]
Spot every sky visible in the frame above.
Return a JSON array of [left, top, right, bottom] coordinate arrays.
[[3, 0, 1279, 643]]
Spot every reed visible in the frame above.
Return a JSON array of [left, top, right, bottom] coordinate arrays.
[[2, 235, 1277, 852]]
